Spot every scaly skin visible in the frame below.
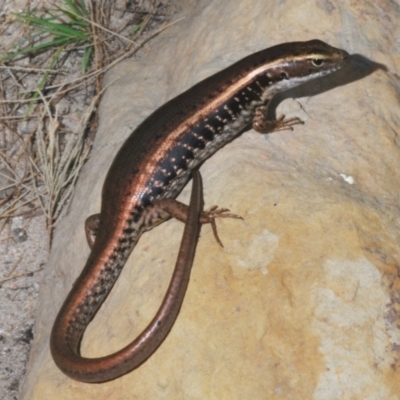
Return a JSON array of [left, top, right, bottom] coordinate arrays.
[[50, 40, 349, 382]]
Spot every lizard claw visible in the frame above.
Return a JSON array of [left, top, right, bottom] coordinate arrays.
[[201, 206, 243, 247]]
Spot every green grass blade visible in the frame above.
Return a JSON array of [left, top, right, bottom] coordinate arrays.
[[131, 23, 142, 35], [4, 2, 95, 74], [77, 0, 89, 17], [82, 46, 92, 72], [50, 7, 88, 27], [2, 37, 73, 61], [15, 13, 89, 40], [64, 0, 88, 18]]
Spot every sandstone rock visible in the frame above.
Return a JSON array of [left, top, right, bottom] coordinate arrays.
[[21, 1, 400, 399]]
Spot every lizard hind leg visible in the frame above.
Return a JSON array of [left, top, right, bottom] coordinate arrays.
[[154, 199, 243, 247], [84, 184, 243, 250]]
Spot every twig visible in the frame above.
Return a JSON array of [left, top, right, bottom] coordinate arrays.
[[0, 267, 44, 285], [0, 65, 66, 73]]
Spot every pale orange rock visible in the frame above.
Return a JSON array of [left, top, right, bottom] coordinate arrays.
[[21, 0, 400, 399]]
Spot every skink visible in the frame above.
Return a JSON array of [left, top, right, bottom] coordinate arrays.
[[51, 40, 349, 382]]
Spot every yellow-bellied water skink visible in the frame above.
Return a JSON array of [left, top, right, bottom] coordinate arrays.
[[50, 40, 349, 382]]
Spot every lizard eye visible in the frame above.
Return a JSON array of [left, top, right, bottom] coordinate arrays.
[[311, 58, 325, 67]]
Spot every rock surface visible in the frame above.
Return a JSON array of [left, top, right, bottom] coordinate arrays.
[[21, 0, 400, 399]]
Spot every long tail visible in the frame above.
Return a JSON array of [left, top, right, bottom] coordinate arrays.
[[50, 171, 203, 382]]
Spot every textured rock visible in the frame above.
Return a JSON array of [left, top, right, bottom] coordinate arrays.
[[21, 0, 400, 399]]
